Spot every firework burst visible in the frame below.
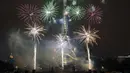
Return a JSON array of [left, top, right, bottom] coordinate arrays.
[[55, 34, 66, 69], [24, 23, 45, 69], [25, 23, 45, 43], [74, 26, 100, 69], [55, 34, 77, 69], [74, 26, 100, 45], [86, 4, 103, 24], [17, 4, 41, 23], [70, 6, 86, 20], [41, 0, 58, 22]]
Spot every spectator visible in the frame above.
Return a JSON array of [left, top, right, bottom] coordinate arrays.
[[93, 70, 97, 73], [88, 70, 92, 73], [72, 65, 76, 72], [51, 67, 54, 73]]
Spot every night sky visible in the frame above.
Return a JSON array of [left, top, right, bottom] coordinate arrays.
[[0, 0, 130, 60]]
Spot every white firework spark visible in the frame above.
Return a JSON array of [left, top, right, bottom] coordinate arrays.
[[55, 34, 75, 69], [55, 34, 77, 67], [74, 26, 100, 45], [70, 6, 86, 20], [25, 23, 45, 43], [41, 0, 58, 21], [72, 0, 77, 5], [55, 34, 66, 48], [55, 34, 65, 69], [101, 0, 106, 4]]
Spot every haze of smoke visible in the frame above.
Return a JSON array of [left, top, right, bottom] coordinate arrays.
[[8, 29, 61, 70], [8, 29, 88, 70]]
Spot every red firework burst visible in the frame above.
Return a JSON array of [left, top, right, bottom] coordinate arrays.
[[17, 4, 41, 23], [86, 4, 103, 24]]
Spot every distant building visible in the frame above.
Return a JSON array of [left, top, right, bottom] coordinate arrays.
[[118, 55, 130, 59]]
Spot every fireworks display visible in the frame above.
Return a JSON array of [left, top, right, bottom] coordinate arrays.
[[17, 4, 41, 23], [70, 6, 86, 20], [86, 4, 103, 24], [14, 0, 103, 71], [41, 0, 58, 22]]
